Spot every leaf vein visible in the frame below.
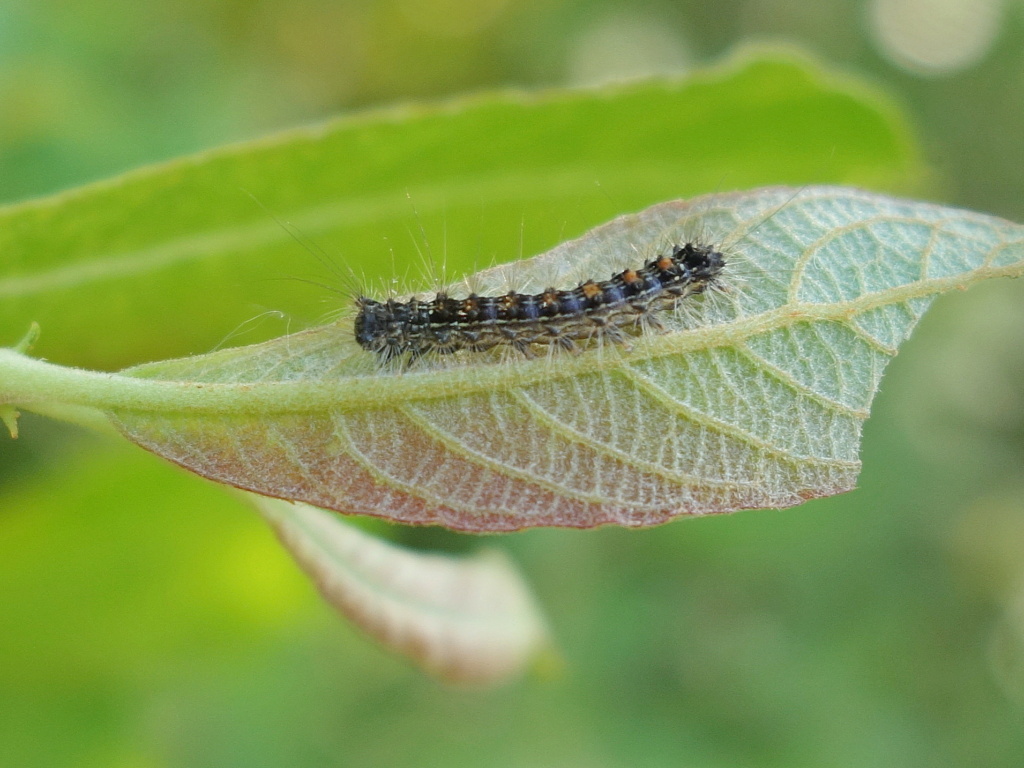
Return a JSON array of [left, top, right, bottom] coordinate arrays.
[[619, 363, 858, 468], [399, 402, 657, 508], [510, 387, 739, 489], [733, 343, 868, 419]]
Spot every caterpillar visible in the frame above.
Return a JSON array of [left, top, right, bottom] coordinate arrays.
[[353, 240, 726, 363]]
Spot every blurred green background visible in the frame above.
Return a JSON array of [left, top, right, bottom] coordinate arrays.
[[3, 1, 1024, 766]]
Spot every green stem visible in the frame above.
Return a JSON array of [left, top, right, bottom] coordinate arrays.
[[0, 349, 184, 409]]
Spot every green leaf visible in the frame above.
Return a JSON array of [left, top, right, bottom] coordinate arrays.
[[252, 495, 549, 684], [4, 187, 1022, 530], [0, 51, 922, 370]]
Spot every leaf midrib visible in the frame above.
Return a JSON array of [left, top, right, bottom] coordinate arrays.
[[5, 259, 1021, 416]]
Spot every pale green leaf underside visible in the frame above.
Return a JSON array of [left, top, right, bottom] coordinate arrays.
[[252, 495, 547, 683], [97, 187, 1024, 531], [3, 187, 1016, 531]]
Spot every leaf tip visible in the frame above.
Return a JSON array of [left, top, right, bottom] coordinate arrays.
[[0, 405, 20, 439]]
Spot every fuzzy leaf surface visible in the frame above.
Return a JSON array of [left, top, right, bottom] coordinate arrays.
[[104, 187, 1024, 531]]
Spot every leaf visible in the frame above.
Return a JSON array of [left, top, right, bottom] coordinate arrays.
[[34, 186, 1006, 531], [0, 52, 923, 370], [250, 495, 549, 684]]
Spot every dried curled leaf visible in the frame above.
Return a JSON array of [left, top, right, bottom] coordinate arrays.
[[107, 187, 1024, 531], [252, 496, 548, 684]]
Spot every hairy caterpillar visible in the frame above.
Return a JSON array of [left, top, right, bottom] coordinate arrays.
[[354, 241, 726, 363]]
